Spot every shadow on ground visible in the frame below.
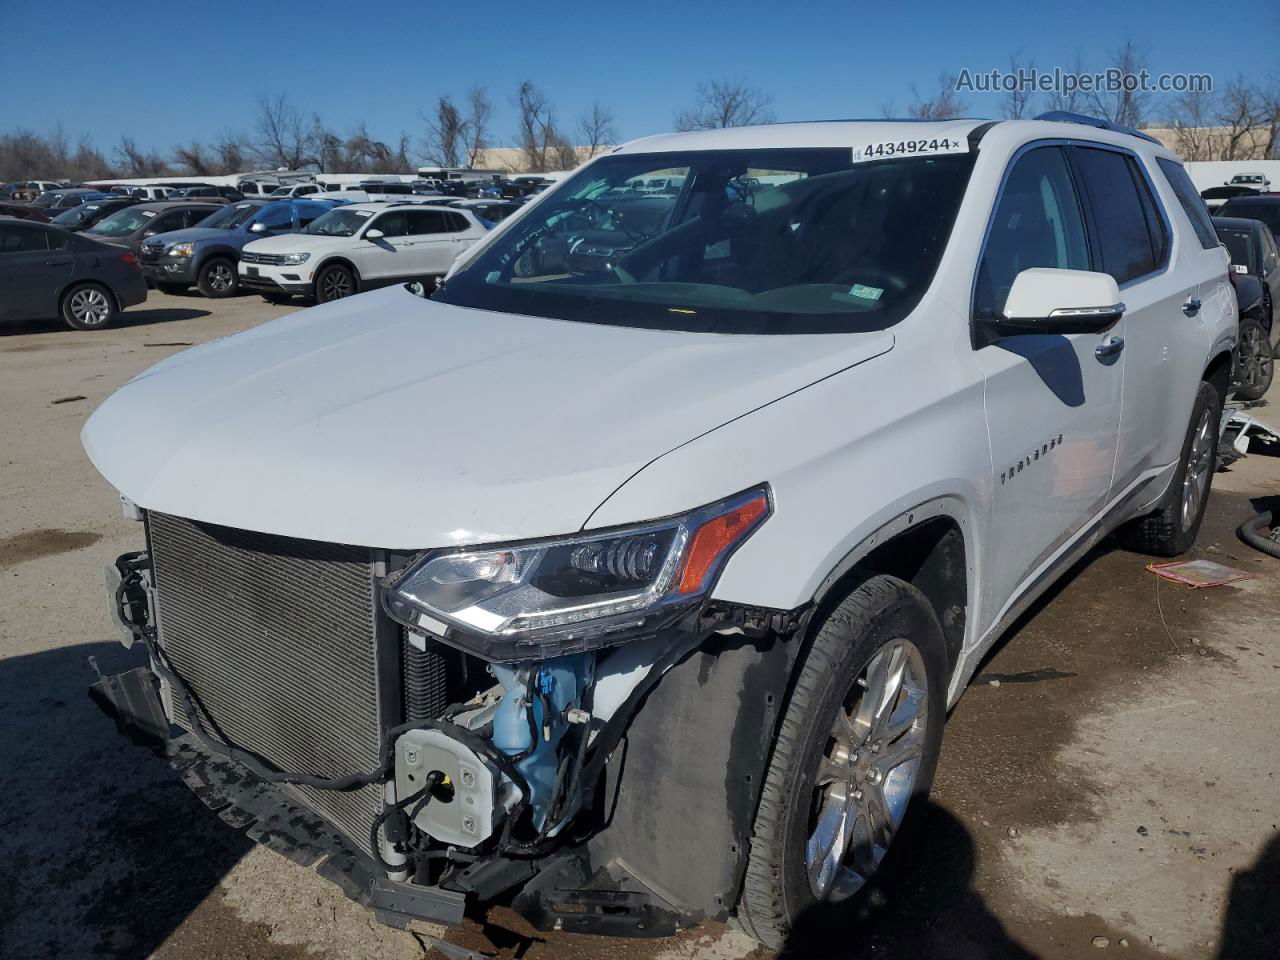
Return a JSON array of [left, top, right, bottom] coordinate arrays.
[[0, 640, 251, 958], [780, 801, 1036, 959], [0, 307, 211, 337]]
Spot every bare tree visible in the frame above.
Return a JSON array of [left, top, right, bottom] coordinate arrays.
[[252, 93, 314, 170], [173, 140, 214, 175], [1002, 53, 1037, 119], [1264, 81, 1280, 160], [676, 79, 773, 131], [1086, 40, 1150, 128], [904, 74, 967, 120], [114, 136, 167, 177], [464, 86, 493, 168], [514, 81, 568, 173], [1214, 80, 1269, 160], [1046, 50, 1087, 114], [423, 95, 466, 168], [215, 132, 250, 174], [577, 102, 618, 159], [1169, 89, 1217, 161]]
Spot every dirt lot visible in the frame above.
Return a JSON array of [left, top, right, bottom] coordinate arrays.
[[2, 291, 1278, 960]]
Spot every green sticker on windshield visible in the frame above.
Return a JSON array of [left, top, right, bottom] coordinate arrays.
[[849, 284, 883, 301]]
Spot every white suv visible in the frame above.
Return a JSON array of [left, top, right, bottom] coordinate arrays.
[[238, 201, 488, 302], [84, 115, 1235, 949]]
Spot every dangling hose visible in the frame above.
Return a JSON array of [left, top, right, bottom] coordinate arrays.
[[1237, 511, 1280, 559]]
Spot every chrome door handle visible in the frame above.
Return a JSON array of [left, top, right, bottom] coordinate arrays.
[[1182, 297, 1202, 317], [1095, 336, 1125, 362]]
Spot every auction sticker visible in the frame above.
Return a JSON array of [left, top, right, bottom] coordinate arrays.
[[853, 137, 968, 163]]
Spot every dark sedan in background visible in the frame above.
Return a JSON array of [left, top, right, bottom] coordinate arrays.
[[1218, 195, 1280, 242], [29, 188, 111, 212], [50, 196, 140, 232], [81, 201, 220, 257], [1216, 215, 1280, 401], [0, 219, 147, 329]]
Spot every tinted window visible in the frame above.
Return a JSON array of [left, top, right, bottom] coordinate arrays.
[[369, 211, 408, 237], [445, 212, 469, 233], [0, 224, 48, 252], [975, 146, 1089, 317], [1072, 147, 1158, 284], [185, 208, 214, 227], [1157, 157, 1219, 250], [256, 205, 294, 231], [1131, 160, 1169, 268], [407, 210, 450, 235]]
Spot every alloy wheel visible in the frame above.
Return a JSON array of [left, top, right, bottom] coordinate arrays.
[[1180, 407, 1214, 532], [69, 287, 110, 327], [805, 637, 929, 901], [208, 263, 233, 292], [1240, 323, 1273, 393], [321, 269, 353, 301]]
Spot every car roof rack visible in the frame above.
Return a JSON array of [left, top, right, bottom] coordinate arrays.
[[1034, 111, 1160, 145]]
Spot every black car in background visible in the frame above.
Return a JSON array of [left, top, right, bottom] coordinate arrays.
[[29, 188, 111, 212], [81, 201, 221, 257], [1216, 215, 1280, 400], [170, 184, 243, 202], [0, 219, 147, 329], [50, 196, 140, 232], [1218, 195, 1280, 242], [1200, 184, 1260, 214]]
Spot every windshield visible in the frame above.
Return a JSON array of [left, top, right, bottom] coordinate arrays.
[[435, 148, 975, 334], [303, 208, 373, 237], [85, 207, 157, 237], [53, 204, 98, 226], [200, 202, 259, 229]]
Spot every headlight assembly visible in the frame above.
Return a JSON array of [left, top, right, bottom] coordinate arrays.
[[167, 242, 194, 257], [383, 486, 771, 661], [278, 252, 310, 265]]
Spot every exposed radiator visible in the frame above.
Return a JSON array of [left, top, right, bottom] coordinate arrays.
[[146, 512, 387, 851]]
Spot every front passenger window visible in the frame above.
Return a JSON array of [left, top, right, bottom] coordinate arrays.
[[975, 147, 1089, 318]]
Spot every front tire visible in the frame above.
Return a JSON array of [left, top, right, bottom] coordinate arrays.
[[196, 257, 238, 298], [314, 264, 356, 303], [1115, 380, 1220, 556], [1235, 317, 1274, 401], [61, 282, 117, 330], [738, 575, 947, 949]]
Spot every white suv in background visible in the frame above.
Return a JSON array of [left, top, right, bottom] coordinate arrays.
[[238, 201, 488, 302]]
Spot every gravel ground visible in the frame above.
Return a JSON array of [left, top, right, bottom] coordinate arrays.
[[1, 290, 1277, 960]]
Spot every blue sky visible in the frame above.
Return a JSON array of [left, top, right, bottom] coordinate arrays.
[[2, 0, 1277, 157]]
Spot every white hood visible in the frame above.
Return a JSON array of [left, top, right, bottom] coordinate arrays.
[[83, 286, 893, 548]]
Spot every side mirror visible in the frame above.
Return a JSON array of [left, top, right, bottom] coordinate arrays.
[[975, 268, 1125, 347], [249, 222, 267, 233], [365, 228, 385, 240]]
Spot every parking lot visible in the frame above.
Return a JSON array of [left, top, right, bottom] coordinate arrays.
[[0, 289, 1275, 960]]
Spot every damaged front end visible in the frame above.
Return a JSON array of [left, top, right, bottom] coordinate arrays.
[[92, 487, 803, 937]]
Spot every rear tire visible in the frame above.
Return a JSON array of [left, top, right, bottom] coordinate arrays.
[[196, 257, 238, 298], [1235, 317, 1274, 401], [61, 282, 117, 330], [1115, 380, 1220, 556], [737, 575, 947, 949]]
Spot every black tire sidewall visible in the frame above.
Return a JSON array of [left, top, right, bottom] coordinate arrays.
[[198, 258, 238, 298], [754, 576, 949, 937], [61, 283, 116, 330], [1168, 380, 1221, 553], [316, 265, 354, 303]]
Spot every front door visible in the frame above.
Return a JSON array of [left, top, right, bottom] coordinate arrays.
[[357, 210, 412, 281], [972, 144, 1124, 610]]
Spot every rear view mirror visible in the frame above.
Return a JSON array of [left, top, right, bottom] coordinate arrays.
[[365, 228, 385, 240], [975, 268, 1125, 346]]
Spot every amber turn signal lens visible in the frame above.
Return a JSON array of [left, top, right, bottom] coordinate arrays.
[[675, 493, 769, 595]]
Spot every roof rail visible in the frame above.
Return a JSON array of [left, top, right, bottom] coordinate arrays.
[[1034, 111, 1160, 145]]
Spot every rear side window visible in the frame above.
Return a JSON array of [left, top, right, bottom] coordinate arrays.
[[1156, 158, 1218, 250], [445, 212, 469, 233], [370, 211, 408, 237], [1071, 147, 1159, 284], [975, 146, 1090, 317], [407, 210, 450, 234], [0, 223, 49, 252]]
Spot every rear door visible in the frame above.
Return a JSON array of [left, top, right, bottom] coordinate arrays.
[[0, 223, 68, 322], [973, 144, 1124, 598]]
